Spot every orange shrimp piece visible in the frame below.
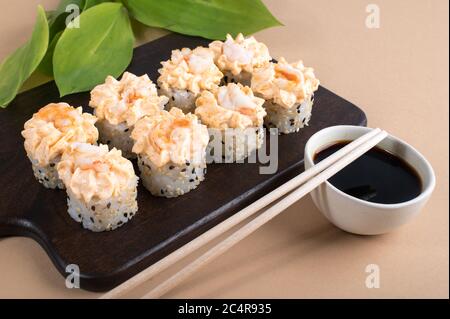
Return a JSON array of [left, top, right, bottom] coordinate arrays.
[[237, 107, 255, 116], [276, 69, 299, 82], [36, 104, 76, 130]]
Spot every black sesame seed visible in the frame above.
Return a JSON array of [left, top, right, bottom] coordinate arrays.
[[78, 214, 82, 219], [224, 76, 228, 82], [186, 161, 190, 166], [169, 165, 175, 170], [49, 163, 55, 167], [124, 213, 128, 218], [191, 168, 195, 174], [181, 168, 186, 172], [91, 205, 95, 211], [195, 176, 199, 180], [107, 203, 111, 209], [106, 140, 111, 145], [124, 128, 129, 132], [189, 179, 195, 183], [161, 189, 165, 194], [44, 177, 49, 182], [90, 217, 94, 223], [302, 118, 307, 124], [172, 96, 175, 101], [118, 221, 123, 225]]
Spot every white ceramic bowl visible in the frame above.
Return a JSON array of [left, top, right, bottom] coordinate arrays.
[[304, 125, 435, 235]]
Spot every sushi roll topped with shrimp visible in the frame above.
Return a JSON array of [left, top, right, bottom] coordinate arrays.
[[57, 143, 138, 232], [209, 33, 271, 86], [21, 103, 98, 189], [195, 83, 266, 162], [157, 47, 223, 114], [251, 57, 320, 134], [131, 107, 209, 198], [89, 72, 168, 158]]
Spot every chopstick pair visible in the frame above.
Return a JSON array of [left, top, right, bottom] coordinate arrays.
[[101, 128, 388, 299]]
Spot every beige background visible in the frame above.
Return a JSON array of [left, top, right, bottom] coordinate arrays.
[[0, 0, 448, 298]]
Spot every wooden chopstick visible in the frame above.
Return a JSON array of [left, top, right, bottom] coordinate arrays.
[[141, 129, 388, 298], [101, 128, 386, 299]]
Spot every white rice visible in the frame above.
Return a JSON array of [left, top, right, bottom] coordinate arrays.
[[264, 95, 314, 134], [29, 156, 64, 189], [158, 87, 197, 114], [96, 120, 135, 159], [207, 126, 264, 163], [138, 154, 206, 198], [66, 179, 138, 232]]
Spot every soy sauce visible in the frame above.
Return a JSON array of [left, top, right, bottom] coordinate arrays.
[[313, 141, 422, 204]]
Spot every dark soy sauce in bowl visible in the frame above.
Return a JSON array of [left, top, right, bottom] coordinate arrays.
[[314, 141, 422, 204]]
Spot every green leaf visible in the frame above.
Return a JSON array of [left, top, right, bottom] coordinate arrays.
[[38, 11, 71, 76], [48, 8, 70, 40], [48, 0, 85, 25], [84, 0, 111, 10], [38, 31, 63, 76], [0, 6, 49, 108], [53, 2, 134, 96], [40, 0, 89, 76], [45, 10, 55, 20], [123, 0, 282, 40]]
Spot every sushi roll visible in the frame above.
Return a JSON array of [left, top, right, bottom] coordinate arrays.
[[89, 72, 168, 159], [195, 83, 266, 162], [131, 107, 209, 198], [157, 47, 223, 114], [57, 143, 139, 232], [251, 57, 320, 134], [209, 33, 271, 86], [21, 103, 98, 189]]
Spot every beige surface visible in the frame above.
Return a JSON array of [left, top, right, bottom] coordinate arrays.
[[0, 0, 448, 298]]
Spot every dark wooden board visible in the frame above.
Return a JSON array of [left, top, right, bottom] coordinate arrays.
[[0, 34, 367, 292]]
